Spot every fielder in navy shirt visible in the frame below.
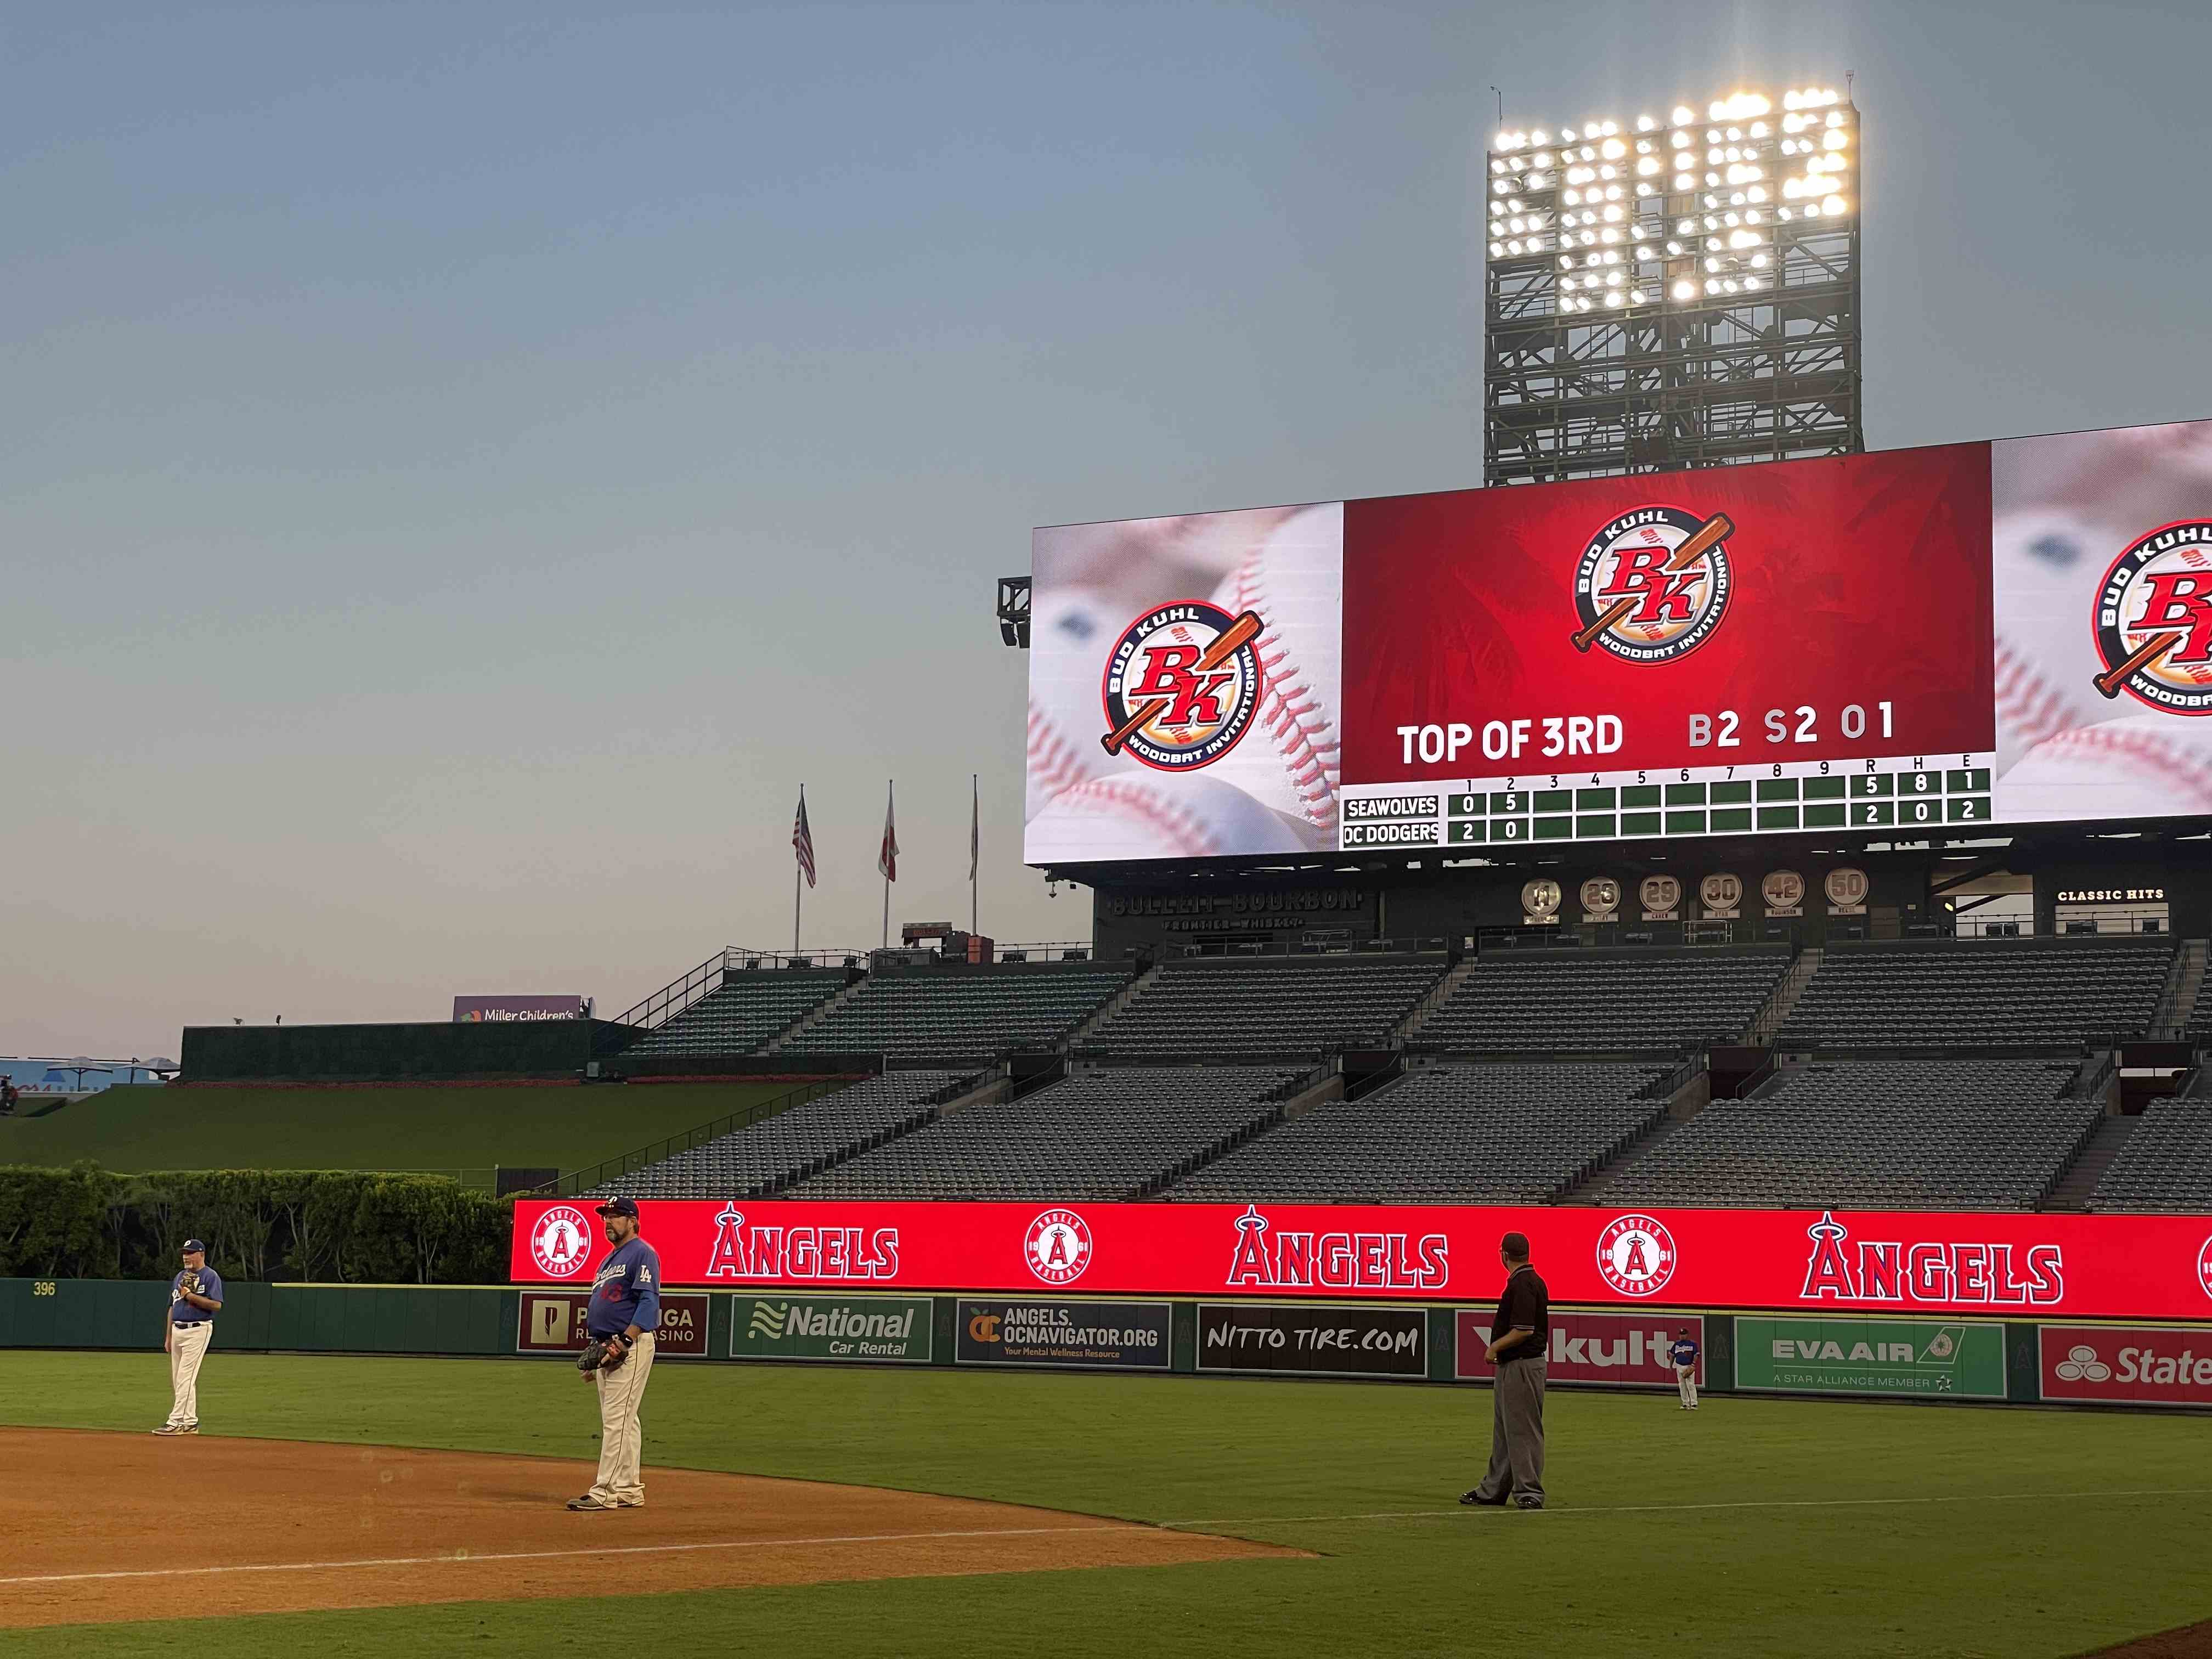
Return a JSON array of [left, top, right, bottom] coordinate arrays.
[[1670, 1328, 1701, 1410], [569, 1198, 663, 1512], [588, 1232, 662, 1340]]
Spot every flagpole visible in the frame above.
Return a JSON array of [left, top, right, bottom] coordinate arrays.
[[882, 780, 893, 949], [793, 785, 804, 955], [970, 774, 979, 936]]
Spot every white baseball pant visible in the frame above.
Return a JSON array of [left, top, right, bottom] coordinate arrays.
[[167, 1322, 213, 1426], [588, 1332, 656, 1503], [1676, 1362, 1698, 1408]]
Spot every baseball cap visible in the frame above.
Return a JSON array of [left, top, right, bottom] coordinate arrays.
[[182, 1239, 206, 1254], [595, 1197, 639, 1218]]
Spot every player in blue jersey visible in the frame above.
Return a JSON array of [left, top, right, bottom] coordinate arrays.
[[567, 1197, 662, 1510], [154, 1239, 223, 1435], [1671, 1326, 1700, 1410]]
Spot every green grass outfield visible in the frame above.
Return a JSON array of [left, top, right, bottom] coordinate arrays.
[[0, 1081, 797, 1178], [4, 1353, 2210, 1658]]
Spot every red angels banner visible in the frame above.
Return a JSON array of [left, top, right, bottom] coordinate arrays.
[[512, 1199, 2212, 1322]]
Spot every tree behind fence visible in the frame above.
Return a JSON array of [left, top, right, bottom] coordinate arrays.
[[0, 1165, 511, 1284]]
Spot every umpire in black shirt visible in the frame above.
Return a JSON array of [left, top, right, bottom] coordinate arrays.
[[1462, 1230, 1549, 1511]]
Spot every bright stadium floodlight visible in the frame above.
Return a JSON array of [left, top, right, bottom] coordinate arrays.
[[1484, 84, 1858, 482]]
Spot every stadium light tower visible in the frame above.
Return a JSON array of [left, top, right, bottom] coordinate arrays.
[[1482, 86, 1863, 485]]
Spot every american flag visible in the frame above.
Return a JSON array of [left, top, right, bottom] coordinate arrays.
[[792, 790, 816, 889], [878, 782, 899, 881]]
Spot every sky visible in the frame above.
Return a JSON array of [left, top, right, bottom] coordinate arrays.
[[7, 1, 2211, 1057]]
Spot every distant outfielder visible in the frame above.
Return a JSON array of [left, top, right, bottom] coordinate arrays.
[[1671, 1327, 1701, 1410], [568, 1197, 661, 1511], [155, 1239, 223, 1436]]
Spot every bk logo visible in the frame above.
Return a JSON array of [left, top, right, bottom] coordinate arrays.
[[1571, 505, 1734, 663], [1100, 601, 1266, 772], [2091, 520, 2212, 714]]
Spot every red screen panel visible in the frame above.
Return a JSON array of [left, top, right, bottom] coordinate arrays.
[[1340, 444, 1995, 783]]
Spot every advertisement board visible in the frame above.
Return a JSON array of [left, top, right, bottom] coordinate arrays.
[[453, 995, 586, 1023], [1734, 1316, 2006, 1399], [510, 1199, 2212, 1322], [1025, 419, 2212, 865], [1454, 1309, 1703, 1387], [514, 1290, 710, 1358], [2038, 1324, 2212, 1406], [727, 1294, 932, 1363], [1195, 1301, 1426, 1378], [954, 1299, 1172, 1370]]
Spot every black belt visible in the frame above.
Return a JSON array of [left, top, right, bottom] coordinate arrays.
[[173, 1321, 210, 1328]]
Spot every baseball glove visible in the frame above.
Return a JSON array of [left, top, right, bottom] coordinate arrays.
[[577, 1336, 628, 1376], [177, 1270, 202, 1298]]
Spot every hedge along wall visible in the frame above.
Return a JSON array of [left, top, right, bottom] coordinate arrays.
[[0, 1167, 511, 1285], [178, 1019, 638, 1083]]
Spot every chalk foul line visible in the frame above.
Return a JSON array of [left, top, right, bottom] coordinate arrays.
[[0, 1524, 1146, 1589], [1158, 1486, 2212, 1530]]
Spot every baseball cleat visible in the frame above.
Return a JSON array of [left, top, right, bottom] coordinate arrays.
[[1514, 1497, 1546, 1511], [151, 1424, 198, 1436], [1458, 1489, 1508, 1507], [566, 1493, 617, 1510]]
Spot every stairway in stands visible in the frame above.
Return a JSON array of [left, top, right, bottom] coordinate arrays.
[[2043, 1115, 2140, 1211], [2154, 938, 2208, 1039], [1748, 947, 1822, 1045], [1554, 1059, 1711, 1204]]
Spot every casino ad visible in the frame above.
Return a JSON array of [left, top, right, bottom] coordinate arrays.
[[1023, 417, 2212, 866]]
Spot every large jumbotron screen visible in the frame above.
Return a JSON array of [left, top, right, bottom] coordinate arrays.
[[1025, 420, 2212, 865]]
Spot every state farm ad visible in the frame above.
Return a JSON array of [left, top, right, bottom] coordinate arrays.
[[1455, 1310, 1704, 1387], [512, 1199, 2212, 1321], [2039, 1324, 2212, 1407], [1338, 444, 1996, 785]]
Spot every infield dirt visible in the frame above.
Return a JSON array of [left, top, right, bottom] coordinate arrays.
[[7, 1428, 1297, 1628]]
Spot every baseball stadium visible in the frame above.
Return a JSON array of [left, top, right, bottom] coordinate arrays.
[[14, 29, 2212, 1659]]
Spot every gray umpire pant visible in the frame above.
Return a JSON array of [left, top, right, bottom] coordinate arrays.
[[1475, 1356, 1546, 1503]]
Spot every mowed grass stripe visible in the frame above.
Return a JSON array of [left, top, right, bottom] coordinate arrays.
[[2, 1352, 2208, 1659], [0, 1080, 796, 1175]]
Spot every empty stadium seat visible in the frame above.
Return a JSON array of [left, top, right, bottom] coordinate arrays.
[[627, 969, 851, 1057], [1412, 946, 1790, 1053], [1084, 956, 1447, 1059], [789, 1065, 1301, 1200], [2089, 1094, 2212, 1212], [1776, 938, 2171, 1049], [1607, 1059, 2095, 1210], [773, 962, 1132, 1066], [1167, 1062, 1668, 1204], [590, 1071, 964, 1198]]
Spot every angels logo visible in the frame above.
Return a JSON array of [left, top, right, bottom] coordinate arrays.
[[1595, 1214, 1677, 1297], [1571, 506, 1735, 663], [1100, 602, 1266, 772], [2091, 520, 2212, 713], [2198, 1234, 2212, 1301], [1024, 1208, 1094, 1286], [530, 1205, 595, 1278]]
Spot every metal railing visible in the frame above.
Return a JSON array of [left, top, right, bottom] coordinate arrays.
[[551, 1077, 849, 1198]]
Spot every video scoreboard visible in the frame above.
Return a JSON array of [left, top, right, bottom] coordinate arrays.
[[1026, 419, 2212, 870]]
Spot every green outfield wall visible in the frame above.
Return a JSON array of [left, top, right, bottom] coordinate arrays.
[[8, 1281, 2202, 1409]]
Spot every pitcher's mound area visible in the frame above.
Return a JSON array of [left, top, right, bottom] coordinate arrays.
[[5, 1429, 1296, 1628]]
